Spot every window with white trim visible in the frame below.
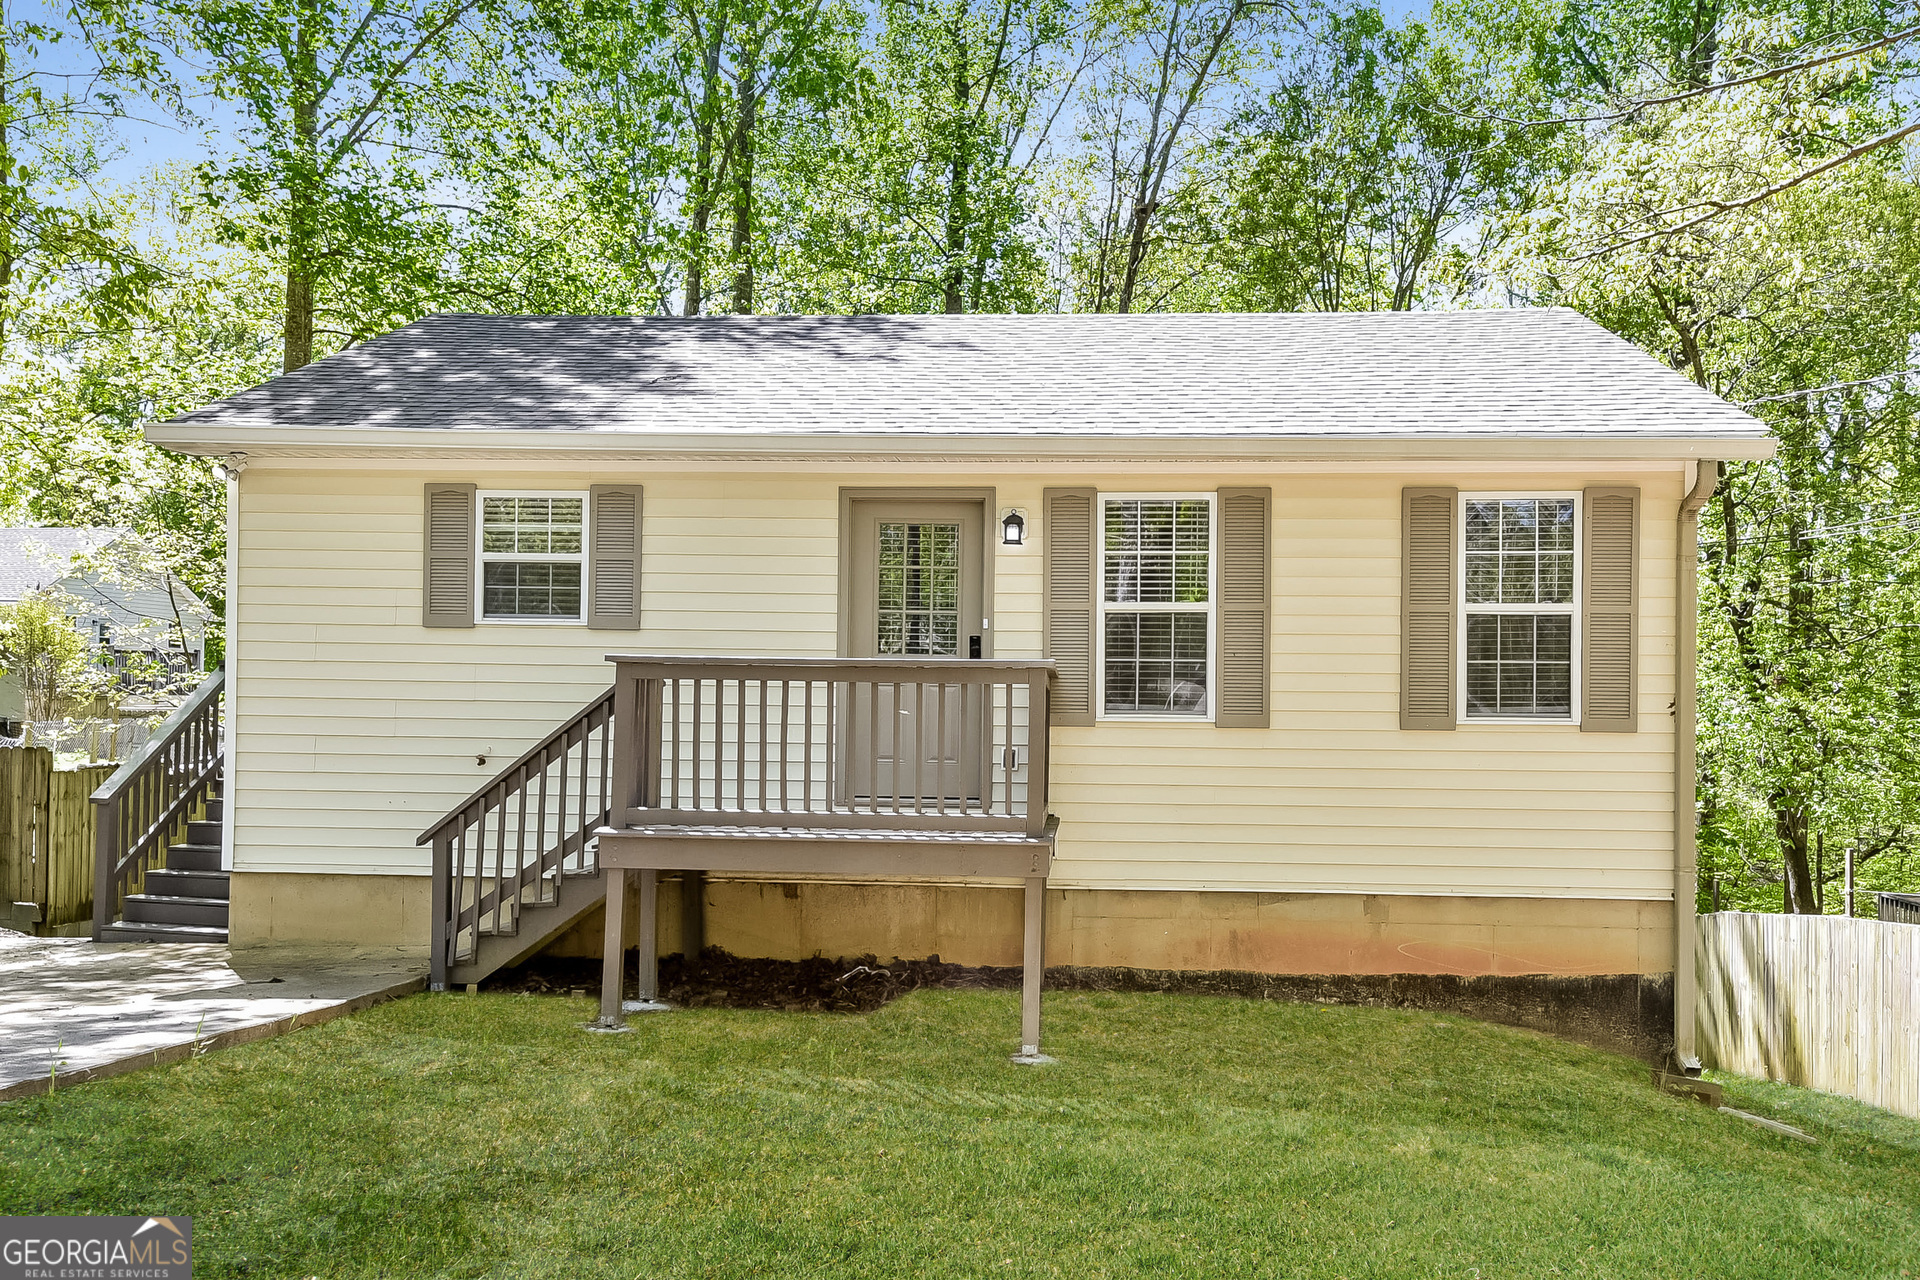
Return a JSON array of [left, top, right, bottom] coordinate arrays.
[[479, 493, 587, 622], [1461, 495, 1577, 720], [1099, 495, 1213, 717]]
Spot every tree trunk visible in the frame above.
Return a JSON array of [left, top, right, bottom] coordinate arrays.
[[1773, 795, 1820, 913], [0, 69, 13, 358], [1115, 200, 1154, 313], [683, 29, 725, 317], [283, 3, 320, 372], [283, 268, 314, 373], [728, 61, 757, 314], [941, 24, 971, 315]]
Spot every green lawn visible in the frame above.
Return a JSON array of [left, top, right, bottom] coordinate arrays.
[[4, 990, 1919, 1279]]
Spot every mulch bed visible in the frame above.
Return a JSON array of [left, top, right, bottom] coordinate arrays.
[[482, 950, 1671, 1061], [485, 948, 1021, 1013]]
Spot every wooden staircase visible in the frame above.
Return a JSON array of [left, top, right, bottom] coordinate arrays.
[[420, 691, 614, 990], [100, 777, 228, 943], [93, 670, 227, 944]]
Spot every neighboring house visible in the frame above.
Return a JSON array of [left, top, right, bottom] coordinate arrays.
[[140, 310, 1772, 1060], [0, 527, 209, 730]]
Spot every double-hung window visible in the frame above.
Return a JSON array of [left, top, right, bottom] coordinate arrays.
[[1461, 495, 1577, 720], [479, 493, 587, 622], [1100, 495, 1213, 718]]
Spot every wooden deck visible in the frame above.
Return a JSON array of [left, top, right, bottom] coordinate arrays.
[[422, 655, 1058, 1058]]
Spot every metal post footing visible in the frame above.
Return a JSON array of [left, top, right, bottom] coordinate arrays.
[[1009, 1045, 1057, 1065], [623, 999, 672, 1014], [585, 1017, 633, 1035]]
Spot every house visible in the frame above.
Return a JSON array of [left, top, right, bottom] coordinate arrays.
[[129, 310, 1773, 1062], [0, 527, 210, 731]]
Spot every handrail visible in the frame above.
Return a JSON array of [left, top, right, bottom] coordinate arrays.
[[606, 654, 1057, 677], [424, 690, 615, 988], [92, 669, 225, 939], [417, 689, 616, 847], [90, 669, 225, 805]]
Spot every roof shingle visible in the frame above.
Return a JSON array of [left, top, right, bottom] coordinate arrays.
[[161, 309, 1770, 445]]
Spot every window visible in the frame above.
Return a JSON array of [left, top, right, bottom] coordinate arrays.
[[479, 493, 586, 622], [1461, 495, 1577, 720], [877, 522, 961, 656], [1099, 495, 1213, 717]]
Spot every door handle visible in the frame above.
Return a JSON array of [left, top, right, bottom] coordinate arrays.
[[969, 636, 982, 659]]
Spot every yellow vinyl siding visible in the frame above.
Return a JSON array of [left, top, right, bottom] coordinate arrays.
[[231, 464, 1680, 899]]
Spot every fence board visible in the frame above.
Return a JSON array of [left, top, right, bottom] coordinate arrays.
[[46, 764, 112, 929], [0, 747, 52, 916], [1698, 911, 1920, 1119], [0, 748, 113, 932]]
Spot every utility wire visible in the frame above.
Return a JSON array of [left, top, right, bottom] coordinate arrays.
[[1740, 372, 1920, 406]]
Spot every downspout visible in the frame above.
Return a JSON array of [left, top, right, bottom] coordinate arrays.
[[219, 452, 246, 876], [1673, 459, 1719, 1071]]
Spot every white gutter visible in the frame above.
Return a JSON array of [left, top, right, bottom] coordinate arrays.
[[145, 423, 1778, 464], [1673, 459, 1720, 1070]]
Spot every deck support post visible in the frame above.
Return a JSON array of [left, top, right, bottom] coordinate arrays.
[[596, 868, 627, 1027], [1012, 876, 1054, 1064], [635, 868, 661, 1004]]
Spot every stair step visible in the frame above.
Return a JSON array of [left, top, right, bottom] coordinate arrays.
[[201, 798, 224, 822], [165, 842, 222, 872], [186, 819, 223, 845], [123, 893, 229, 928], [145, 868, 230, 900], [99, 921, 228, 944]]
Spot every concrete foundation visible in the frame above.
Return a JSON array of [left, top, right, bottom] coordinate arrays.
[[229, 871, 432, 955], [540, 875, 1673, 978], [229, 871, 1671, 979]]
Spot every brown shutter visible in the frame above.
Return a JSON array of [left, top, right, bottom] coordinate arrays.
[[1401, 486, 1456, 729], [1581, 486, 1638, 732], [1043, 488, 1097, 726], [588, 484, 643, 630], [423, 483, 476, 629], [1216, 487, 1270, 728]]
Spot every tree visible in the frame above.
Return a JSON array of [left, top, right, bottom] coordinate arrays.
[[1171, 4, 1550, 313], [1074, 0, 1276, 312], [0, 595, 104, 722], [85, 0, 501, 370], [0, 0, 169, 357], [1497, 9, 1920, 913], [779, 0, 1080, 313], [0, 168, 283, 659]]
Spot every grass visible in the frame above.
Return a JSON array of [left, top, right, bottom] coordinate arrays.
[[3, 990, 1919, 1279]]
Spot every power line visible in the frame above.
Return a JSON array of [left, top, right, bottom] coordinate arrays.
[[1740, 372, 1920, 406]]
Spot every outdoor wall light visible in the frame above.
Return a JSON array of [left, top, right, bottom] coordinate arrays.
[[1000, 509, 1027, 546], [212, 451, 250, 482]]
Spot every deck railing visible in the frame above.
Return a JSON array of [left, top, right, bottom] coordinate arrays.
[[418, 691, 614, 988], [91, 669, 224, 938], [1879, 892, 1920, 925], [608, 656, 1053, 837]]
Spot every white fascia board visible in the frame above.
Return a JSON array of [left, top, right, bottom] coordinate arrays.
[[146, 423, 1777, 463]]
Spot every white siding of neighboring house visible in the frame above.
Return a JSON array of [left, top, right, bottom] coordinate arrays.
[[230, 462, 1681, 901], [54, 568, 207, 664]]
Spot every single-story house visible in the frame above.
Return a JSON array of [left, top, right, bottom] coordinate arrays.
[[137, 309, 1772, 1061], [0, 526, 210, 730]]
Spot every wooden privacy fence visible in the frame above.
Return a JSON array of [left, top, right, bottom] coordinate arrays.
[[0, 747, 116, 932], [1698, 911, 1920, 1119]]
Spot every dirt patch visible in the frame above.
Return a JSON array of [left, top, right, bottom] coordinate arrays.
[[486, 948, 1020, 1014], [485, 949, 1674, 1062]]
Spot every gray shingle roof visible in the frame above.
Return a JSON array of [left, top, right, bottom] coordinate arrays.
[[160, 309, 1770, 445], [0, 527, 122, 602]]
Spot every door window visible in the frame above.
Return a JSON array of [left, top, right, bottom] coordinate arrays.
[[876, 522, 961, 656]]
